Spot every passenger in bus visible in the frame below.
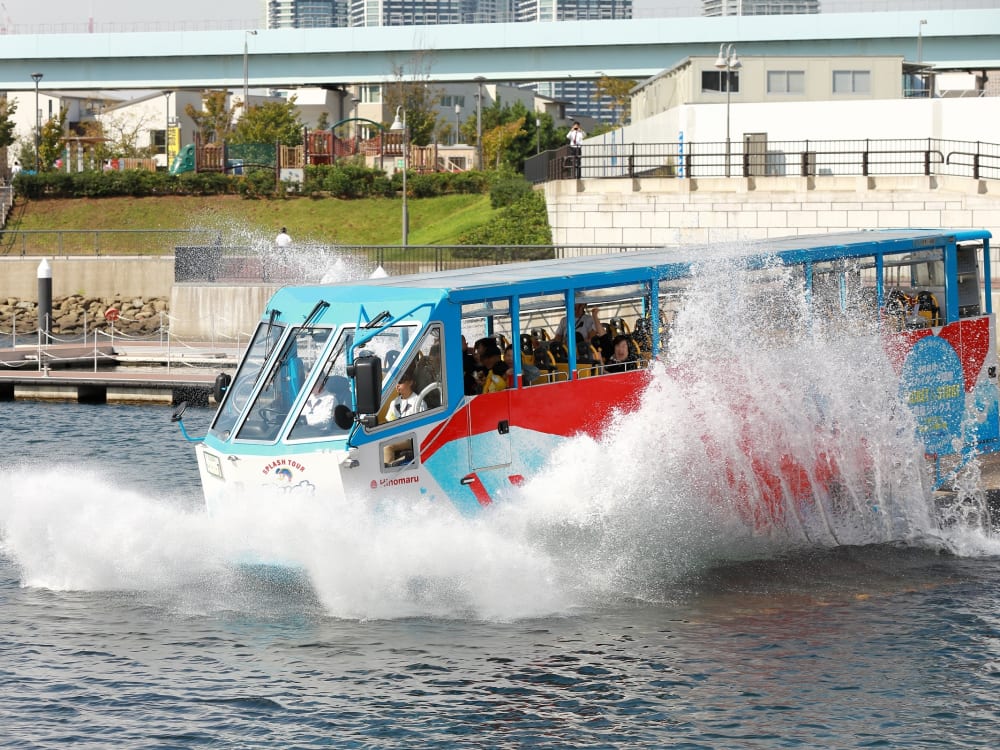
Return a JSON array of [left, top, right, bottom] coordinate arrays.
[[475, 341, 507, 393], [386, 369, 426, 422], [553, 302, 604, 346], [604, 335, 639, 374], [464, 337, 482, 395]]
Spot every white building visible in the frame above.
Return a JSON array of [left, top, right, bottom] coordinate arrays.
[[590, 54, 1000, 159]]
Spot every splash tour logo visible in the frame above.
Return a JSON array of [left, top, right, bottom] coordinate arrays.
[[263, 458, 307, 480]]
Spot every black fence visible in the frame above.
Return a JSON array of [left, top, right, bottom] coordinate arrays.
[[173, 244, 659, 284], [524, 138, 1000, 184]]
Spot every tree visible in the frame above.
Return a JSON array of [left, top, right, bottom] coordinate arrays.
[[593, 76, 637, 125], [0, 97, 17, 151], [384, 57, 443, 147], [483, 116, 527, 170], [184, 90, 238, 144], [231, 97, 303, 146], [463, 99, 560, 173], [38, 107, 68, 171], [100, 110, 157, 158]]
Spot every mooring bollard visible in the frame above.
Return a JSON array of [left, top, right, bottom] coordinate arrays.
[[37, 258, 52, 342]]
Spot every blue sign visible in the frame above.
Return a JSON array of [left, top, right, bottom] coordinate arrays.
[[900, 336, 965, 455]]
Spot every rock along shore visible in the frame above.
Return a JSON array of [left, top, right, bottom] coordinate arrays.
[[0, 295, 169, 337]]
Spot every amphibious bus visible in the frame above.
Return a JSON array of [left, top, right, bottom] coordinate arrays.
[[176, 229, 998, 532]]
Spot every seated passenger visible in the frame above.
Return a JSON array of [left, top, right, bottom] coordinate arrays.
[[475, 341, 507, 393], [386, 370, 426, 421], [605, 334, 639, 373]]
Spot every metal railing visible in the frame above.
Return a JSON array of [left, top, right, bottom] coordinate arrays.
[[525, 138, 1000, 184], [173, 244, 661, 283]]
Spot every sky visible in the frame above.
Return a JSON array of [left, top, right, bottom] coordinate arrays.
[[0, 1, 978, 32], [0, 0, 262, 31]]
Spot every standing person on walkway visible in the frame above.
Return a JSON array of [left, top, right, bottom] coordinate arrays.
[[275, 227, 292, 249], [567, 121, 585, 178]]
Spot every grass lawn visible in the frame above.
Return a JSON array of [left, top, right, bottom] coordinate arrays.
[[11, 193, 498, 254]]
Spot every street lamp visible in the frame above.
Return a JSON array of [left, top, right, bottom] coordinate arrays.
[[31, 72, 42, 173], [243, 30, 257, 111], [714, 43, 741, 178], [535, 117, 541, 154], [454, 102, 461, 145], [351, 95, 360, 141], [389, 106, 408, 247], [163, 90, 172, 163], [917, 18, 927, 64], [474, 76, 485, 170]]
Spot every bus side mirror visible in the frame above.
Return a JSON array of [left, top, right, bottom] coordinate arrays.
[[352, 354, 382, 417]]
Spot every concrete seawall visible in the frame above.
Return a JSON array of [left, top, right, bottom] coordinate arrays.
[[544, 174, 1000, 248]]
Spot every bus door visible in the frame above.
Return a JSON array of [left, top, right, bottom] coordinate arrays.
[[468, 391, 512, 471], [461, 299, 513, 472]]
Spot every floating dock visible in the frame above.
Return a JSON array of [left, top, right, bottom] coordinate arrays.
[[0, 341, 237, 406]]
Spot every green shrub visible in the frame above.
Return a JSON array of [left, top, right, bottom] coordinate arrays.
[[489, 173, 532, 208], [409, 173, 446, 198], [451, 171, 490, 194], [456, 189, 552, 257]]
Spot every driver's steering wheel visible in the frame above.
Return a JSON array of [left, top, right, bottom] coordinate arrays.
[[416, 381, 441, 411]]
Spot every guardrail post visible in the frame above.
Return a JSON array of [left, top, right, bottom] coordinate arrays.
[[974, 142, 981, 180], [924, 149, 931, 176], [628, 154, 634, 178], [862, 140, 869, 176]]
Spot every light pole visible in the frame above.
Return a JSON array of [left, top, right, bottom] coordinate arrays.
[[243, 30, 257, 111], [389, 106, 408, 247], [535, 117, 541, 154], [474, 76, 485, 170], [714, 43, 740, 178], [31, 72, 42, 173], [454, 103, 461, 144], [351, 95, 360, 141], [917, 18, 927, 64], [163, 90, 172, 164]]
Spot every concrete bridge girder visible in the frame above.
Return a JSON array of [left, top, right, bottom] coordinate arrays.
[[0, 10, 996, 91]]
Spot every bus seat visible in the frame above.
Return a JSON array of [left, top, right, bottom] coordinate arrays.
[[531, 327, 549, 341], [608, 317, 629, 336]]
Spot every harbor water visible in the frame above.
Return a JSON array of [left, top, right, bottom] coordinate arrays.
[[2, 402, 1000, 747]]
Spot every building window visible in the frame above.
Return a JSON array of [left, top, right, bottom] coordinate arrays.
[[832, 70, 871, 95], [767, 70, 805, 94], [702, 70, 740, 94], [440, 95, 466, 108]]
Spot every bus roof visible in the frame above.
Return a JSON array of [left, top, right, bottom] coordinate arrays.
[[304, 229, 992, 305]]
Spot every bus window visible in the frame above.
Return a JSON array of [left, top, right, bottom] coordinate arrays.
[[462, 300, 512, 392], [882, 248, 945, 329], [237, 326, 333, 441], [956, 243, 983, 318]]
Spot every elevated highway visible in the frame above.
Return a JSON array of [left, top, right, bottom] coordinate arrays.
[[0, 9, 997, 91]]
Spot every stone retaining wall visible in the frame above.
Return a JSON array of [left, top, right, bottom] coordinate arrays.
[[0, 294, 169, 337]]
